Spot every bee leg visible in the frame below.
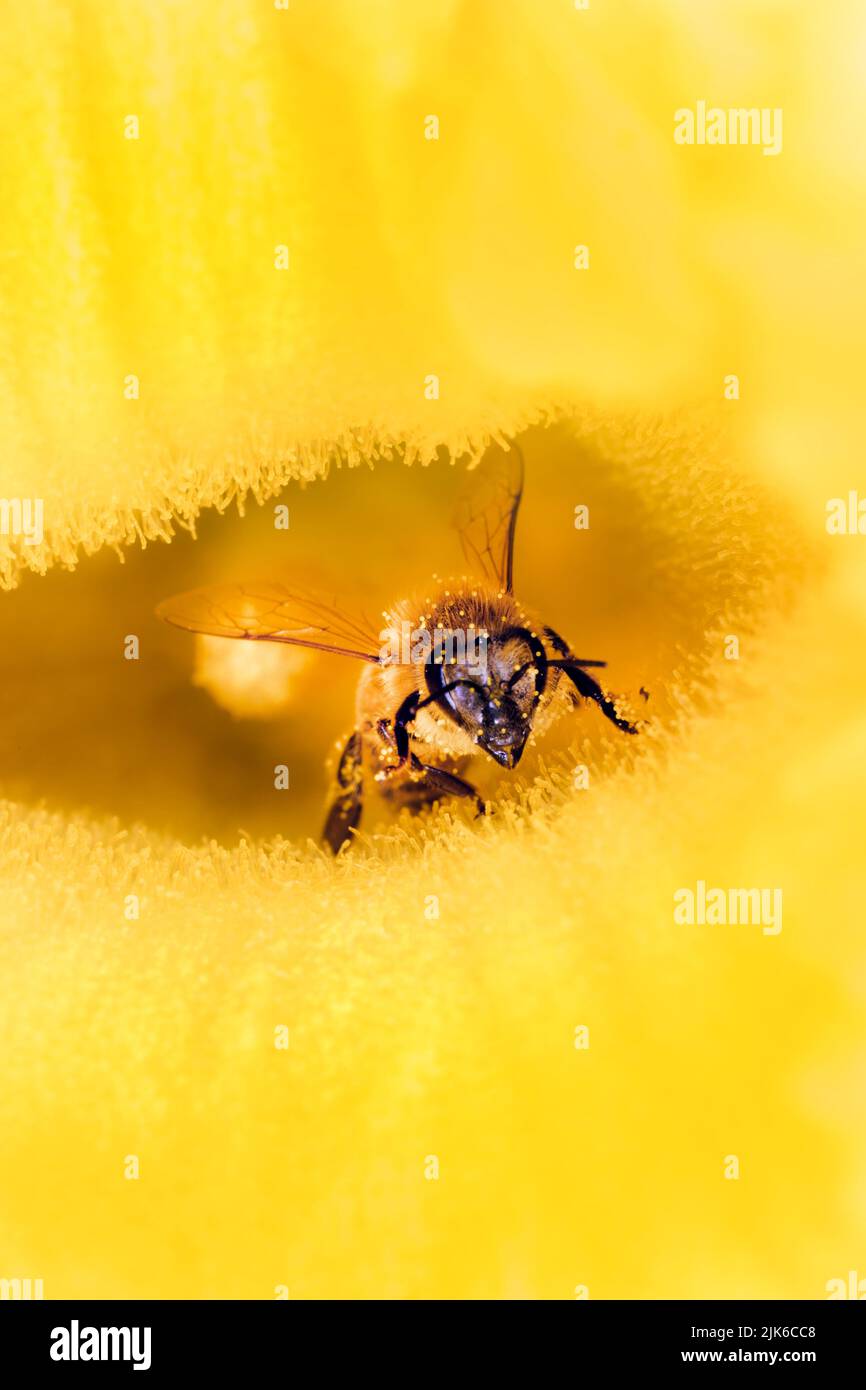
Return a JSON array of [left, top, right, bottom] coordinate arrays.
[[387, 690, 489, 808], [392, 691, 421, 763], [552, 660, 639, 735], [322, 731, 364, 853], [411, 760, 486, 817]]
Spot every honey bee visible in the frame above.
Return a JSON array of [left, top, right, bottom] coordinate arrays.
[[157, 444, 638, 852]]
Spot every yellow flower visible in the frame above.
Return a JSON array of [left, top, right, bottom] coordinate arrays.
[[0, 0, 864, 1298]]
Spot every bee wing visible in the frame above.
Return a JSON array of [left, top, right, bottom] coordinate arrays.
[[454, 441, 524, 593], [156, 581, 384, 663]]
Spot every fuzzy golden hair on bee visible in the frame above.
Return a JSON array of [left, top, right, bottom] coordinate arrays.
[[157, 443, 639, 853]]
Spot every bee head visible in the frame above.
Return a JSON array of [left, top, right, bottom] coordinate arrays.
[[479, 691, 530, 768], [426, 626, 548, 769]]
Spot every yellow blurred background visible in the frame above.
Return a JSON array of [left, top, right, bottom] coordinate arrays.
[[0, 0, 864, 1299]]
